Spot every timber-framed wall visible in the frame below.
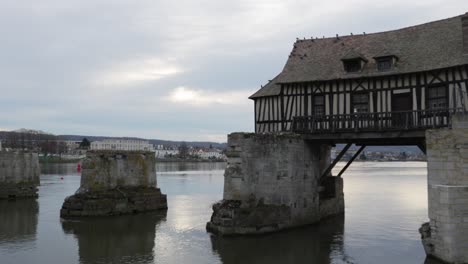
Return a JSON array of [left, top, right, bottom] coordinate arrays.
[[254, 65, 468, 133]]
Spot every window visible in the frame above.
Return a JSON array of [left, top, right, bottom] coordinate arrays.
[[313, 95, 325, 116], [352, 93, 369, 113], [343, 59, 362, 73], [426, 85, 448, 109], [376, 58, 393, 71]]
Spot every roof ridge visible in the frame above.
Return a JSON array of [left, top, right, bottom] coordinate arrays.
[[294, 13, 465, 44]]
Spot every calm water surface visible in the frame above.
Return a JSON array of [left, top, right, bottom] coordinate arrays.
[[0, 161, 441, 264]]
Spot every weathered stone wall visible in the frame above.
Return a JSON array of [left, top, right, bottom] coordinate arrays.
[[0, 151, 40, 199], [207, 133, 344, 235], [79, 151, 157, 192], [61, 150, 167, 217], [421, 114, 468, 263]]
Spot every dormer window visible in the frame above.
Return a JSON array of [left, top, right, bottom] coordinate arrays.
[[374, 55, 398, 72], [377, 58, 392, 71], [343, 59, 362, 73], [341, 51, 367, 73]]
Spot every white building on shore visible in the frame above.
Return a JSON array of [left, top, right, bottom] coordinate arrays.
[[90, 139, 154, 152], [155, 149, 179, 158], [192, 149, 225, 159]]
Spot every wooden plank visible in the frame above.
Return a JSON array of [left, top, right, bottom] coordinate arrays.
[[288, 85, 295, 122], [268, 97, 272, 132], [380, 79, 384, 112], [280, 85, 285, 131], [304, 83, 309, 120], [372, 79, 377, 112], [285, 85, 292, 124], [277, 97, 281, 131], [337, 145, 366, 177], [451, 68, 458, 109], [343, 80, 348, 114], [254, 100, 258, 133], [321, 143, 352, 180], [328, 82, 334, 115], [294, 85, 299, 119], [261, 97, 267, 123], [298, 84, 303, 117], [329, 82, 334, 115], [416, 73, 422, 110]]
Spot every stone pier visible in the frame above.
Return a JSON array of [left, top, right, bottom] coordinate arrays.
[[420, 114, 468, 263], [206, 133, 344, 235], [60, 150, 167, 217], [0, 151, 40, 199]]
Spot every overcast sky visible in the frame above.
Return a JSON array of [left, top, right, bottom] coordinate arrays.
[[1, 1, 467, 142]]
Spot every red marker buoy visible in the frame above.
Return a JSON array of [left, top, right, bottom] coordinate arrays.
[[77, 163, 81, 173]]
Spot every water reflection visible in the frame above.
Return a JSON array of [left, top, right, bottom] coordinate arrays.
[[156, 161, 226, 172], [0, 162, 441, 264], [41, 163, 78, 175], [0, 199, 38, 249], [210, 215, 348, 264], [61, 212, 167, 264], [39, 161, 226, 174]]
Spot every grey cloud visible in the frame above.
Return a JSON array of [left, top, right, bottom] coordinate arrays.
[[0, 0, 467, 141]]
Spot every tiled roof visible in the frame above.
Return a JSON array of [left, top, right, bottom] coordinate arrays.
[[251, 14, 468, 99]]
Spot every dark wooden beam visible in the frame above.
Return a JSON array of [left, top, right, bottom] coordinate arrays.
[[321, 143, 352, 180], [344, 79, 348, 114], [372, 79, 377, 112], [417, 142, 426, 155], [254, 100, 258, 133], [281, 85, 285, 131], [416, 73, 422, 111], [337, 145, 366, 177]]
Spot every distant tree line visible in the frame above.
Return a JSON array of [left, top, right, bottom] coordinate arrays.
[[0, 131, 67, 155]]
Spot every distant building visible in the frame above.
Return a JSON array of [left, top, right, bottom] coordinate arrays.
[[155, 149, 179, 158], [64, 140, 80, 151], [90, 139, 154, 152], [192, 149, 226, 159], [155, 144, 164, 150], [0, 141, 2, 151]]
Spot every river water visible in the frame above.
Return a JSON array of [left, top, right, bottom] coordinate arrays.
[[0, 161, 442, 264]]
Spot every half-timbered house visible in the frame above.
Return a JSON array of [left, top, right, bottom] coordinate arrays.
[[250, 13, 468, 137]]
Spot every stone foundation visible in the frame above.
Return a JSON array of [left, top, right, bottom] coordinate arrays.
[[207, 133, 344, 235], [0, 151, 40, 199], [420, 114, 468, 263], [60, 187, 167, 217], [61, 151, 167, 218]]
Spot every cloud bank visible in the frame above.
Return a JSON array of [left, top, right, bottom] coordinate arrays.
[[0, 0, 467, 142]]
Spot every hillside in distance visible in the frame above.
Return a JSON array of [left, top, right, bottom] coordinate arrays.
[[0, 128, 422, 153], [58, 134, 227, 149]]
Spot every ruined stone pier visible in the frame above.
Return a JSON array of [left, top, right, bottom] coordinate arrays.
[[0, 151, 40, 199], [420, 114, 468, 263], [60, 150, 167, 217], [207, 133, 344, 235]]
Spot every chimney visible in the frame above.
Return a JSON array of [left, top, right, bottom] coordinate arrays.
[[463, 12, 468, 54]]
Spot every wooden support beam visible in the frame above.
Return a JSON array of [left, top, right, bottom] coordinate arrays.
[[281, 85, 285, 131], [321, 143, 352, 179], [417, 142, 427, 155], [337, 145, 366, 177]]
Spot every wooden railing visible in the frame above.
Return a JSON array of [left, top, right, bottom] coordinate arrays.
[[292, 108, 466, 134]]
